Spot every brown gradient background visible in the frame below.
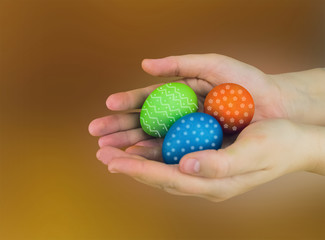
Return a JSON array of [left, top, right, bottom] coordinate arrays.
[[1, 0, 325, 239]]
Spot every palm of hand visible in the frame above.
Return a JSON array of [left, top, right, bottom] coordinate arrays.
[[89, 54, 291, 201]]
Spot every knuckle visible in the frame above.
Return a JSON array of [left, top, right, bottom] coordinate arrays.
[[159, 183, 175, 192], [205, 194, 230, 203], [177, 184, 200, 195], [208, 53, 219, 58], [206, 189, 233, 202], [212, 149, 231, 178], [167, 56, 180, 76], [109, 114, 121, 131]]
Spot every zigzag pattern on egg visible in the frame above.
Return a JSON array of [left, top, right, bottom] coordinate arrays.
[[156, 84, 198, 112], [140, 83, 198, 137], [140, 107, 168, 138], [146, 100, 177, 121]]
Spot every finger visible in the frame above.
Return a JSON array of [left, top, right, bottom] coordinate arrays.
[[98, 128, 152, 148], [97, 146, 278, 202], [230, 168, 277, 192], [142, 54, 265, 93], [106, 84, 163, 111], [125, 145, 163, 162], [178, 78, 214, 100], [142, 54, 215, 79], [134, 138, 163, 147], [132, 176, 198, 197], [96, 146, 143, 165], [142, 54, 238, 81], [108, 157, 215, 196], [204, 169, 276, 202], [88, 113, 140, 137], [179, 144, 267, 178]]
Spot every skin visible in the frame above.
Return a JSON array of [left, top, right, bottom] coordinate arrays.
[[89, 54, 325, 202]]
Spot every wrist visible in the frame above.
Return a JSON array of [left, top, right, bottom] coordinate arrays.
[[269, 68, 325, 125], [304, 124, 325, 175]]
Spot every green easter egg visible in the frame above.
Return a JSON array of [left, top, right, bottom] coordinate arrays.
[[140, 82, 198, 138]]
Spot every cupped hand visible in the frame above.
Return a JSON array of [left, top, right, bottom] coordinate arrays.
[[89, 54, 287, 158], [96, 119, 320, 202]]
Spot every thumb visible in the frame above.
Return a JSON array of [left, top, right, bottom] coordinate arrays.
[[142, 54, 237, 81], [141, 54, 262, 87], [178, 147, 262, 179]]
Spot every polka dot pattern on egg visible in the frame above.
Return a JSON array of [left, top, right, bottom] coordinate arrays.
[[204, 83, 254, 134], [162, 112, 223, 164]]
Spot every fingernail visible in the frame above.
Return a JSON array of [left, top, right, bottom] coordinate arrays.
[[96, 150, 102, 161], [96, 150, 108, 165], [183, 159, 200, 173]]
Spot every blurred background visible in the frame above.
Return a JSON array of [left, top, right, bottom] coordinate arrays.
[[0, 0, 325, 239]]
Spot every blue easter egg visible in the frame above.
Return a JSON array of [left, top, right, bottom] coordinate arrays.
[[162, 112, 223, 164]]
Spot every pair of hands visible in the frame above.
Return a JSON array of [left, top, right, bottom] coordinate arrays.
[[89, 54, 325, 202]]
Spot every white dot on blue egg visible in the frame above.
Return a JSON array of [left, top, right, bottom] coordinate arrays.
[[186, 124, 190, 129], [210, 130, 214, 134], [200, 117, 204, 121], [200, 132, 204, 136], [192, 131, 196, 135], [214, 135, 218, 139], [181, 119, 185, 123], [197, 124, 201, 128], [181, 148, 185, 152], [205, 124, 209, 128], [190, 117, 194, 121], [176, 140, 181, 144], [172, 134, 176, 138], [186, 140, 190, 144], [167, 152, 171, 156], [191, 146, 195, 150], [199, 146, 203, 150], [174, 157, 178, 161], [211, 143, 216, 147], [209, 119, 213, 124], [167, 142, 171, 146], [176, 127, 180, 131], [205, 139, 209, 143], [171, 148, 175, 152], [195, 137, 200, 142], [214, 124, 218, 128], [184, 131, 188, 135]]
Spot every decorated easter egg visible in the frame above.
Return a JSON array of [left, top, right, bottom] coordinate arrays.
[[140, 82, 198, 138], [162, 112, 223, 164], [204, 83, 254, 134]]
